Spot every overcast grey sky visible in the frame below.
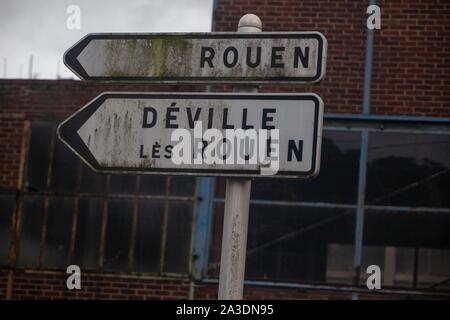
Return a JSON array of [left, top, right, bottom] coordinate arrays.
[[0, 0, 213, 79]]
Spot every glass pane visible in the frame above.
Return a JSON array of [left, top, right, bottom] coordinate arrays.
[[396, 248, 415, 275], [139, 176, 166, 195], [0, 195, 15, 265], [326, 244, 354, 285], [50, 138, 79, 192], [17, 196, 45, 267], [366, 132, 450, 208], [362, 209, 450, 288], [418, 249, 450, 290], [245, 205, 355, 283], [249, 130, 361, 204], [163, 201, 194, 273], [79, 164, 105, 194], [208, 202, 356, 283], [110, 175, 136, 194], [207, 203, 224, 277], [43, 197, 73, 268], [360, 245, 387, 286], [133, 200, 164, 273], [25, 122, 53, 192], [360, 246, 450, 290], [72, 198, 102, 270], [364, 210, 450, 248], [103, 199, 133, 271], [170, 176, 197, 197]]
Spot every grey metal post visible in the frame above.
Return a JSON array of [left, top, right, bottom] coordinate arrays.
[[218, 13, 262, 300]]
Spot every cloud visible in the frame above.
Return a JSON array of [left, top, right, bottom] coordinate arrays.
[[0, 0, 213, 79]]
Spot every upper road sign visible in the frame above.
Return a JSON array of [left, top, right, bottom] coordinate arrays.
[[57, 92, 323, 179], [64, 33, 327, 84]]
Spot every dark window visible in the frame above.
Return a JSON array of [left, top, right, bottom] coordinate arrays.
[[17, 196, 45, 267], [25, 122, 53, 192], [50, 140, 80, 192], [133, 200, 164, 273], [361, 132, 450, 290], [0, 195, 15, 266], [366, 132, 450, 208], [72, 198, 102, 270], [170, 176, 197, 197], [249, 130, 360, 204], [164, 202, 194, 273], [364, 210, 450, 249], [208, 203, 225, 277], [79, 164, 105, 194], [110, 175, 136, 194], [10, 118, 449, 294], [209, 130, 359, 284], [139, 176, 166, 195], [246, 205, 355, 282], [417, 249, 450, 289], [6, 120, 197, 276], [103, 199, 133, 272], [208, 128, 450, 291], [43, 197, 73, 268], [361, 209, 450, 287]]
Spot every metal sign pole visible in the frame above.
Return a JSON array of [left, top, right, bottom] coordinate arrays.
[[218, 14, 262, 300]]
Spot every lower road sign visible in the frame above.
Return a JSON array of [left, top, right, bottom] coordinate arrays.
[[57, 92, 323, 179]]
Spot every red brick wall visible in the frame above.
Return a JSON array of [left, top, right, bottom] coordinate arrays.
[[1, 269, 190, 300], [0, 80, 196, 119], [0, 268, 424, 300], [214, 0, 450, 117], [0, 113, 24, 189], [0, 80, 201, 189]]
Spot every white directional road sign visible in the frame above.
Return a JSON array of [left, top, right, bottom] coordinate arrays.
[[64, 33, 327, 84], [57, 93, 323, 179]]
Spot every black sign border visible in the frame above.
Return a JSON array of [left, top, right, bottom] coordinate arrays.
[[64, 33, 326, 84], [57, 92, 322, 179]]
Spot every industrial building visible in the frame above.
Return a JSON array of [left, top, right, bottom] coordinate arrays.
[[0, 0, 449, 299]]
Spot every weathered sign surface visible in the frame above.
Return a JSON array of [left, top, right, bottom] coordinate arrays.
[[57, 92, 323, 178], [64, 33, 327, 84]]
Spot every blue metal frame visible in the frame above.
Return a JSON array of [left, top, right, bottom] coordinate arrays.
[[325, 113, 450, 124], [192, 177, 215, 279], [353, 130, 368, 292], [352, 0, 376, 300]]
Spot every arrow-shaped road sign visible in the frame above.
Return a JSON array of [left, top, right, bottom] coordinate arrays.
[[64, 33, 327, 84], [57, 92, 323, 178]]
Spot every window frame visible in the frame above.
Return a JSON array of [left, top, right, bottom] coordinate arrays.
[[195, 113, 450, 297], [3, 119, 199, 278], [1, 114, 450, 297]]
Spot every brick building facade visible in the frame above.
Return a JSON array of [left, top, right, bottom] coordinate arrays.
[[0, 0, 449, 299]]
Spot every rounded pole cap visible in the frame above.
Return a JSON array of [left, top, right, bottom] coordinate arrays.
[[237, 14, 262, 32]]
